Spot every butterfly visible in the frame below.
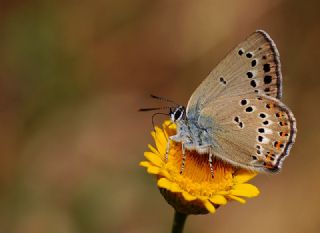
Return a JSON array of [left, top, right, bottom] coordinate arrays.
[[143, 30, 297, 176]]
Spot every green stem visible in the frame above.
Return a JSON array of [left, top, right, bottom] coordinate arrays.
[[171, 211, 188, 233]]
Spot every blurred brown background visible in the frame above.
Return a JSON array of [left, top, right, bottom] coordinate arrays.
[[0, 0, 319, 233]]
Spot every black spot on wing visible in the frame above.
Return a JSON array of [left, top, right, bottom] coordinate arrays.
[[263, 64, 271, 72], [264, 75, 272, 84]]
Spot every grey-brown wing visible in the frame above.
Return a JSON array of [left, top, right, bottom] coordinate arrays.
[[186, 30, 282, 119], [197, 94, 296, 172]]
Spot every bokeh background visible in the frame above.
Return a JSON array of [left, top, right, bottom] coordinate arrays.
[[0, 0, 319, 232]]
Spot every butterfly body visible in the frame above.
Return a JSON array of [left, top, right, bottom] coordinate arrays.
[[172, 118, 214, 154], [167, 30, 297, 174]]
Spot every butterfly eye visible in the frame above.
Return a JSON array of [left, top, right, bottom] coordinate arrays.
[[171, 106, 185, 122], [174, 110, 181, 120]]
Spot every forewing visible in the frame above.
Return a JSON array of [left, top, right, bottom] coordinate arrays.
[[198, 94, 296, 172], [187, 30, 282, 118]]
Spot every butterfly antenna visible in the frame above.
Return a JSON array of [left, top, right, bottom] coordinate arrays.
[[138, 106, 172, 112], [150, 94, 179, 106]]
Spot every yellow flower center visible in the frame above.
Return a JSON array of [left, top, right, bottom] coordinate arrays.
[[165, 144, 235, 197]]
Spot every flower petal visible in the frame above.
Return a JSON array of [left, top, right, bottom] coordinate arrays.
[[158, 169, 170, 178], [203, 200, 216, 213], [144, 152, 163, 166], [209, 195, 227, 205], [169, 182, 181, 193], [163, 121, 176, 136], [139, 161, 152, 168], [182, 191, 197, 201], [147, 166, 161, 175], [230, 184, 260, 197], [148, 144, 160, 155], [216, 191, 228, 195], [233, 170, 258, 184], [228, 195, 246, 204], [157, 178, 172, 189], [152, 128, 167, 155]]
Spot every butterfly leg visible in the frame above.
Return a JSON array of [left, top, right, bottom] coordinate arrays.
[[165, 137, 171, 162], [209, 147, 214, 178], [180, 143, 186, 174]]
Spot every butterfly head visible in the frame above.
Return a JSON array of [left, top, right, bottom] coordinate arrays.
[[170, 106, 186, 122]]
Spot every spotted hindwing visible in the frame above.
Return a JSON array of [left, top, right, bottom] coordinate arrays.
[[197, 94, 296, 172]]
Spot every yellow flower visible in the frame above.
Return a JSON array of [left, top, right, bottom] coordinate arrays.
[[140, 120, 260, 215]]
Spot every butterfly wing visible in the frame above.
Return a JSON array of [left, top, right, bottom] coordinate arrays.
[[187, 30, 282, 119], [197, 94, 296, 172]]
